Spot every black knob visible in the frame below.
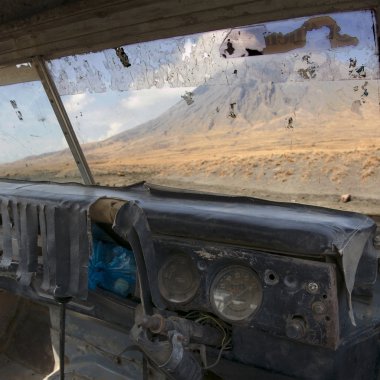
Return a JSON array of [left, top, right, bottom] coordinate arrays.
[[286, 317, 306, 340]]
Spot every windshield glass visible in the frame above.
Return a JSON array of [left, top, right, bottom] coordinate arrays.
[[0, 65, 82, 182], [19, 10, 380, 212]]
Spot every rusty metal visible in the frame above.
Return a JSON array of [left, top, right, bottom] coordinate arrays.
[[307, 282, 319, 294], [32, 56, 95, 185], [312, 301, 327, 315]]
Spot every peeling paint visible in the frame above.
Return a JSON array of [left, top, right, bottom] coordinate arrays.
[[9, 100, 23, 121], [349, 58, 367, 79], [47, 10, 378, 98], [194, 247, 249, 261], [195, 249, 214, 260], [220, 25, 267, 58], [224, 39, 235, 56], [265, 16, 358, 53], [297, 67, 317, 79], [229, 103, 237, 118], [286, 117, 294, 129], [356, 66, 366, 77], [297, 54, 318, 79], [221, 15, 359, 59], [360, 81, 369, 103], [181, 91, 194, 105], [115, 47, 131, 68]]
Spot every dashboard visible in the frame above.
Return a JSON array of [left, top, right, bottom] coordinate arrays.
[[152, 237, 339, 348]]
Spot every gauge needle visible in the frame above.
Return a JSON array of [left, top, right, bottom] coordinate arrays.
[[221, 286, 252, 312]]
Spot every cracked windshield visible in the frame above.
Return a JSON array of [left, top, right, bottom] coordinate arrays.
[[1, 10, 379, 213]]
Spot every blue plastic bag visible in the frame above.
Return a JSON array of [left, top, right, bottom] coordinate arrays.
[[88, 224, 136, 297]]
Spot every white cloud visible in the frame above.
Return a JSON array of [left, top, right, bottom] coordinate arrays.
[[59, 88, 191, 144], [121, 88, 185, 110], [105, 122, 124, 138], [63, 93, 91, 114], [116, 87, 191, 131]]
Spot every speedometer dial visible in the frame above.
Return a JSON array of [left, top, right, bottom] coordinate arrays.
[[210, 265, 262, 322]]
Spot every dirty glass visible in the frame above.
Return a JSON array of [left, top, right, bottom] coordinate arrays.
[[0, 65, 82, 182], [47, 10, 379, 213]]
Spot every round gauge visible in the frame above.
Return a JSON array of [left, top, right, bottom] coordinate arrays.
[[158, 253, 200, 303], [210, 265, 262, 322]]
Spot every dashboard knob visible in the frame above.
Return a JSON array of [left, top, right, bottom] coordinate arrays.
[[286, 317, 306, 340]]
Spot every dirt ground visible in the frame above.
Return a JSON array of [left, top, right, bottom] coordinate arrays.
[[1, 148, 379, 216]]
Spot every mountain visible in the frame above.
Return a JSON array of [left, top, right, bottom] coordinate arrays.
[[84, 58, 378, 161]]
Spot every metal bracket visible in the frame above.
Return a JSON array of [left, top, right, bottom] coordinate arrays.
[[32, 56, 95, 185]]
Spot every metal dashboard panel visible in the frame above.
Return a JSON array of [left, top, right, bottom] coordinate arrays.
[[152, 237, 339, 349]]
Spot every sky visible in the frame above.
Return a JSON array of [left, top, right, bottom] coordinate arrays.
[[0, 10, 377, 164], [62, 87, 188, 144]]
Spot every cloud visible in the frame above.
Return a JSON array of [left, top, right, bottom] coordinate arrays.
[[63, 93, 92, 114], [105, 122, 124, 138], [59, 87, 191, 145], [121, 88, 185, 111]]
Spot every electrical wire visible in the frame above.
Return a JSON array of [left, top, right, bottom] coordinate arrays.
[[185, 312, 232, 370]]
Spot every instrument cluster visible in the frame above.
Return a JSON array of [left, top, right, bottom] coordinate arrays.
[[152, 237, 339, 348]]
